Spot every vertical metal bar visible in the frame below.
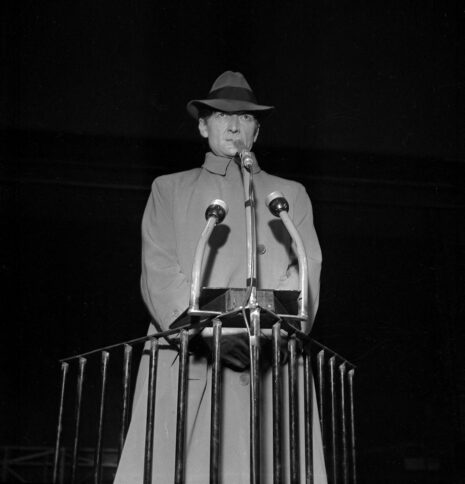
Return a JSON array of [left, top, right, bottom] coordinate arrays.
[[303, 349, 313, 484], [144, 338, 159, 484], [119, 344, 133, 457], [288, 335, 300, 484], [348, 369, 357, 484], [175, 330, 189, 484], [94, 351, 109, 484], [210, 319, 222, 484], [71, 357, 87, 484], [272, 323, 282, 484], [329, 356, 337, 484], [249, 306, 261, 484], [53, 361, 69, 484], [316, 350, 325, 453], [339, 363, 348, 484]]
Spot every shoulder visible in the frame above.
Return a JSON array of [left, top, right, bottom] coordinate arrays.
[[151, 167, 202, 192], [259, 170, 308, 200]]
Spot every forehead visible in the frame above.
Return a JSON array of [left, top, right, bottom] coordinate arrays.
[[203, 111, 258, 123]]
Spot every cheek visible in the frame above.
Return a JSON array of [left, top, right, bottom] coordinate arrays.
[[245, 127, 257, 142], [213, 129, 224, 143]]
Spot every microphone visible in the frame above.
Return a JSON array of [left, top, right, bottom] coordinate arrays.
[[189, 199, 228, 313], [265, 190, 309, 323], [233, 140, 255, 170], [205, 199, 228, 224], [265, 191, 289, 217]]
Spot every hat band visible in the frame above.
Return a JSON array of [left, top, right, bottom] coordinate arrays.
[[207, 86, 257, 104]]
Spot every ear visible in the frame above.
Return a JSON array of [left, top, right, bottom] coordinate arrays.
[[253, 123, 260, 143], [198, 118, 209, 139]]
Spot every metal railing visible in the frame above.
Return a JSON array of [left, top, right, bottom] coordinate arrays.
[[53, 325, 356, 484], [0, 446, 117, 483]]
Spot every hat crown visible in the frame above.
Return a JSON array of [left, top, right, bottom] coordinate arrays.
[[209, 71, 253, 94], [186, 70, 274, 119], [207, 71, 257, 104]]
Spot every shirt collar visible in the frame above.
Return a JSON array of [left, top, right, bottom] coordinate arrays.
[[202, 152, 261, 176]]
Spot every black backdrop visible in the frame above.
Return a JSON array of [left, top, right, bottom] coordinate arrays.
[[2, 1, 465, 482]]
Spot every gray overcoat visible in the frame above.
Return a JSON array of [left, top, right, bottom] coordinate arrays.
[[114, 153, 327, 483]]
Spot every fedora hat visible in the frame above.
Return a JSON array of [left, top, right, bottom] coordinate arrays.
[[186, 71, 274, 119]]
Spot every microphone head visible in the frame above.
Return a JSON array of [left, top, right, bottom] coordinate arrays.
[[266, 191, 289, 217], [205, 199, 228, 224], [233, 140, 255, 170]]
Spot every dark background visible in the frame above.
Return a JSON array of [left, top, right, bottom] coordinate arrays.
[[1, 1, 465, 482]]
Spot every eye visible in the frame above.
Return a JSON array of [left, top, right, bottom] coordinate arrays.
[[215, 112, 227, 118], [239, 113, 254, 122]]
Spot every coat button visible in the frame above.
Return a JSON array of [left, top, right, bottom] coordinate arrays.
[[257, 244, 266, 255], [239, 372, 250, 386]]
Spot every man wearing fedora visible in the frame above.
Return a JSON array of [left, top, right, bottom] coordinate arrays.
[[114, 71, 326, 483]]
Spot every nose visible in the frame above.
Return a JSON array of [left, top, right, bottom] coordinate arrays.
[[227, 114, 240, 133]]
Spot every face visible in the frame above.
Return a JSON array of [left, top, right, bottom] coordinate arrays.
[[198, 111, 260, 158]]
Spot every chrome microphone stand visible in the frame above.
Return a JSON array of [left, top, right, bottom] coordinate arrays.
[[239, 158, 261, 484]]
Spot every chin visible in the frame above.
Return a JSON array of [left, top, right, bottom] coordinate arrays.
[[221, 148, 239, 157]]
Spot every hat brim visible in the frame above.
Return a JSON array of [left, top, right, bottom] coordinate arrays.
[[186, 99, 274, 119]]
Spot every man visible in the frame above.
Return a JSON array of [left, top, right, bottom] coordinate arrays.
[[114, 71, 326, 483]]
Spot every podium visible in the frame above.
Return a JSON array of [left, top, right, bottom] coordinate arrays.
[[53, 298, 357, 484], [171, 287, 303, 332]]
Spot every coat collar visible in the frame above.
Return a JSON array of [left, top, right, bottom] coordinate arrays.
[[202, 152, 261, 176]]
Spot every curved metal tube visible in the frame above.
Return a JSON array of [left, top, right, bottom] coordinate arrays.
[[189, 216, 217, 312], [278, 210, 308, 320], [266, 191, 308, 322], [189, 200, 228, 313]]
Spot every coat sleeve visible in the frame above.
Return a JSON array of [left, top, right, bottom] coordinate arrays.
[[292, 183, 322, 333], [140, 177, 190, 331]]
